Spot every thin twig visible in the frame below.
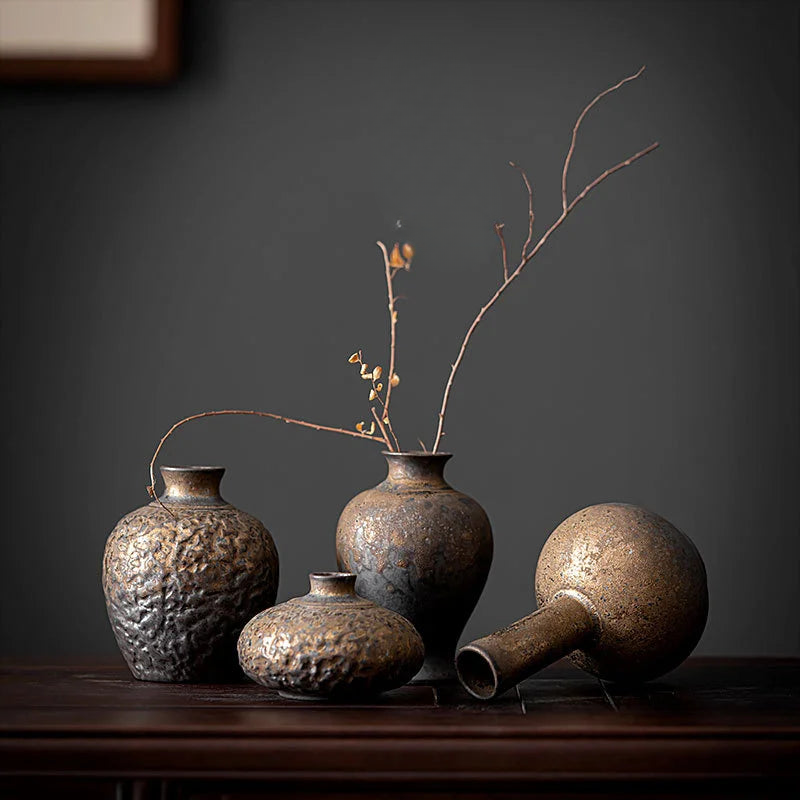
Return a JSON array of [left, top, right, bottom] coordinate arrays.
[[377, 241, 399, 418], [148, 409, 383, 500], [368, 374, 401, 451], [431, 69, 658, 453], [509, 161, 535, 260], [432, 141, 657, 452], [384, 418, 401, 452], [561, 65, 646, 213], [370, 406, 393, 449], [494, 223, 509, 282]]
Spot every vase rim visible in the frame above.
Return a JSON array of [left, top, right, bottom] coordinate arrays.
[[160, 465, 226, 473], [310, 571, 355, 580], [381, 451, 453, 458]]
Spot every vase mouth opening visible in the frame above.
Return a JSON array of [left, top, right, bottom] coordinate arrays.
[[160, 465, 226, 473], [382, 451, 453, 459], [310, 571, 354, 581], [455, 646, 501, 700]]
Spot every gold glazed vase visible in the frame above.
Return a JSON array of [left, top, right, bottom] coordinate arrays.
[[103, 466, 279, 682], [238, 572, 424, 699], [456, 503, 708, 699], [336, 452, 493, 683]]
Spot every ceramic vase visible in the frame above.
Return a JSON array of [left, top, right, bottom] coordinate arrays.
[[238, 572, 424, 699], [336, 452, 493, 683], [456, 503, 708, 699], [103, 465, 279, 682]]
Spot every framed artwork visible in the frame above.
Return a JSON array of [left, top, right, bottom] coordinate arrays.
[[0, 0, 180, 82]]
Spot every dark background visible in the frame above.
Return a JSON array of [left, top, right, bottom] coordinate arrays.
[[1, 0, 797, 660]]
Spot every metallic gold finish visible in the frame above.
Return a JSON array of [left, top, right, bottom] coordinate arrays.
[[238, 572, 424, 700], [103, 466, 279, 682], [457, 503, 708, 699], [336, 452, 493, 683]]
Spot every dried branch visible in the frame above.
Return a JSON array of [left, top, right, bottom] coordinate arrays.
[[561, 65, 645, 213], [148, 409, 383, 500], [431, 70, 657, 453], [370, 406, 393, 450], [494, 223, 509, 282], [377, 240, 402, 416], [509, 162, 534, 260]]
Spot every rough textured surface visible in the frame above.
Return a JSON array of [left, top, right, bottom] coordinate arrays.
[[238, 573, 424, 699], [535, 503, 708, 682], [103, 468, 279, 683], [336, 453, 493, 683]]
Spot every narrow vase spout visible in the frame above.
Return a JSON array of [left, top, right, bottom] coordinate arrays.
[[383, 451, 452, 489], [307, 572, 358, 598], [159, 466, 226, 505], [456, 593, 597, 699]]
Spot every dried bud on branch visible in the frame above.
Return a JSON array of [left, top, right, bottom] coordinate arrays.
[[389, 243, 405, 268]]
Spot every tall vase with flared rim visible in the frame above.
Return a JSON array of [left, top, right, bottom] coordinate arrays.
[[336, 451, 493, 684]]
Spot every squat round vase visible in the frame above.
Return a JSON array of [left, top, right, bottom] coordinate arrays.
[[336, 452, 493, 683], [103, 466, 279, 682], [238, 572, 424, 700], [456, 503, 708, 699]]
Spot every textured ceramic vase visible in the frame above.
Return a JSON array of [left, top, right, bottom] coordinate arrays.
[[456, 503, 708, 699], [336, 452, 493, 683], [103, 466, 279, 682], [238, 572, 424, 699]]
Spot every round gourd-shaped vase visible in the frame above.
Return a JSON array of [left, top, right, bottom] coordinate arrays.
[[103, 466, 279, 682], [238, 572, 424, 700], [457, 503, 708, 698]]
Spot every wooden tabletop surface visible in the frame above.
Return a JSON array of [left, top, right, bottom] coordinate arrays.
[[1, 657, 798, 798]]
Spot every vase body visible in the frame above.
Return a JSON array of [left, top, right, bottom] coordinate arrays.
[[456, 503, 708, 699], [535, 502, 708, 682], [103, 466, 279, 682], [336, 452, 493, 683], [238, 572, 424, 699]]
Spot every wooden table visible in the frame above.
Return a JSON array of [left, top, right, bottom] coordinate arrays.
[[0, 658, 797, 799]]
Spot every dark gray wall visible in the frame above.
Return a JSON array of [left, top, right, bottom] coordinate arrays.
[[1, 0, 798, 660]]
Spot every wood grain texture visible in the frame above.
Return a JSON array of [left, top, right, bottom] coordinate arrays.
[[0, 658, 797, 798]]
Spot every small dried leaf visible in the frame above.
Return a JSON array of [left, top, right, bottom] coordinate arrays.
[[392, 310, 398, 323], [361, 373, 372, 380], [348, 351, 360, 363], [389, 243, 405, 268], [402, 243, 415, 261], [369, 389, 377, 401], [372, 366, 383, 380], [356, 421, 365, 432], [360, 363, 369, 375], [367, 421, 376, 435], [382, 414, 390, 424], [390, 373, 400, 387]]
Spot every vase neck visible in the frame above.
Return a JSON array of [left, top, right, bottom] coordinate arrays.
[[383, 452, 452, 489], [307, 572, 358, 598], [159, 466, 226, 505]]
